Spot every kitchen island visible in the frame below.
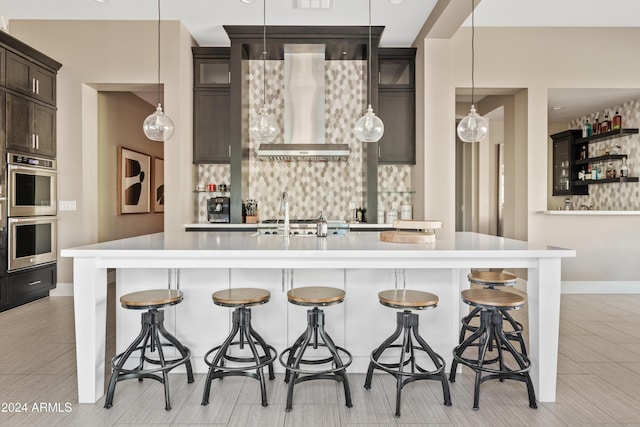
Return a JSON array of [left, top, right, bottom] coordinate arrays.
[[61, 231, 574, 404]]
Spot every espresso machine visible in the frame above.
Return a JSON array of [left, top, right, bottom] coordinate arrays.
[[207, 197, 230, 223]]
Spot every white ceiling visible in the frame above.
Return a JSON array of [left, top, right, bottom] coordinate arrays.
[[3, 0, 640, 121]]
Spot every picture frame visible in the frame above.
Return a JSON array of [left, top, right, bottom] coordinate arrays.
[[118, 146, 151, 214], [153, 157, 164, 213]]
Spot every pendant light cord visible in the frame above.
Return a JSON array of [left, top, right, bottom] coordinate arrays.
[[156, 0, 161, 106], [367, 0, 372, 106], [262, 0, 267, 107], [470, 0, 475, 106]]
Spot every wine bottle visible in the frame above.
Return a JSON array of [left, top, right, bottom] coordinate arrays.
[[612, 111, 622, 130]]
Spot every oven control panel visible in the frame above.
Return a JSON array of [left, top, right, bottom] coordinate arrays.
[[8, 153, 56, 170]]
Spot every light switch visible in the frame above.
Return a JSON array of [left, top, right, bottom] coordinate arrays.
[[59, 200, 77, 211]]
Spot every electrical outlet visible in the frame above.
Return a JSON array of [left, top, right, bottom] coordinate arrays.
[[58, 200, 77, 211]]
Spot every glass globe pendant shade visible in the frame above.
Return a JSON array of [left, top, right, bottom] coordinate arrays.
[[457, 105, 488, 143], [249, 106, 279, 142], [143, 103, 175, 141], [355, 104, 385, 143]]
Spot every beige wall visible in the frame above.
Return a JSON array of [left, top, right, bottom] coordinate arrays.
[[421, 27, 640, 281], [11, 20, 195, 284], [98, 92, 163, 241]]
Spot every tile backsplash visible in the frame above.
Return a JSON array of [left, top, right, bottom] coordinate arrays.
[[564, 98, 640, 210], [196, 59, 412, 223]]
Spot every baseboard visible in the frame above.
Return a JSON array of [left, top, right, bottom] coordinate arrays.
[[561, 281, 640, 294], [50, 282, 73, 297]]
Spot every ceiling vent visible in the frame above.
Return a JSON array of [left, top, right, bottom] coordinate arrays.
[[296, 0, 334, 9]]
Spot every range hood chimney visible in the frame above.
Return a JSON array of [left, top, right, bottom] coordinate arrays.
[[257, 44, 349, 161]]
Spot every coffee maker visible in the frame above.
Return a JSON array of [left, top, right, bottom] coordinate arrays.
[[207, 197, 230, 223]]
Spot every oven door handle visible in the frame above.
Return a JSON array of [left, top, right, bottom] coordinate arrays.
[[28, 280, 42, 286]]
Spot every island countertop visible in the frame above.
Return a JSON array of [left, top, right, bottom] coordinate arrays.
[[61, 231, 574, 405], [61, 231, 574, 266]]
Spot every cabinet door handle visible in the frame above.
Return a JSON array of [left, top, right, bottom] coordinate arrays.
[[31, 134, 36, 149], [36, 79, 40, 94], [228, 145, 231, 157], [378, 72, 381, 85], [378, 145, 381, 159], [32, 78, 36, 93], [28, 280, 42, 286], [35, 134, 39, 150], [228, 71, 231, 84]]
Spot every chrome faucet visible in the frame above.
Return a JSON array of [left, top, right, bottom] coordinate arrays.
[[279, 192, 290, 236]]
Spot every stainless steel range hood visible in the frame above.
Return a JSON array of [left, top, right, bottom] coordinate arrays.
[[257, 44, 350, 161]]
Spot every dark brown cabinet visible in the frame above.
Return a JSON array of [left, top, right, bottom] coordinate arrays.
[[1, 31, 61, 159], [377, 48, 416, 165], [3, 264, 56, 312], [193, 47, 231, 164], [551, 128, 639, 196], [551, 130, 584, 196], [6, 50, 56, 106], [5, 92, 56, 158]]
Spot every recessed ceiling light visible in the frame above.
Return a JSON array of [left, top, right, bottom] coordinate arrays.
[[389, 0, 403, 4], [94, 0, 108, 3], [240, 0, 256, 3]]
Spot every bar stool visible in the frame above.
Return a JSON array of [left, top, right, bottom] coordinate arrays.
[[279, 286, 353, 412], [104, 289, 194, 410], [459, 271, 527, 355], [450, 288, 537, 410], [201, 288, 277, 407], [364, 289, 452, 417]]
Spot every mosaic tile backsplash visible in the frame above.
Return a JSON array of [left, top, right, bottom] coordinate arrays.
[[196, 60, 412, 222], [565, 98, 640, 210]]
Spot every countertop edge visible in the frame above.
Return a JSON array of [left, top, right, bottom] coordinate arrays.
[[540, 210, 640, 215]]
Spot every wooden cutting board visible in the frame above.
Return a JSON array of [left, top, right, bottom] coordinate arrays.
[[380, 230, 436, 244], [379, 219, 443, 244]]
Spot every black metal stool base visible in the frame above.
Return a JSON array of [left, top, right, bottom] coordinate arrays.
[[364, 310, 452, 417], [279, 307, 353, 412], [450, 309, 537, 410], [459, 306, 528, 356], [104, 308, 194, 411], [201, 307, 277, 407]]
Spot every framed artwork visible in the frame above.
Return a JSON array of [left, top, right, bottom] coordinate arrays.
[[153, 157, 164, 213], [118, 146, 151, 214]]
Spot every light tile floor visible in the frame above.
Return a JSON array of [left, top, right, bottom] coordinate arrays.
[[1, 293, 640, 425]]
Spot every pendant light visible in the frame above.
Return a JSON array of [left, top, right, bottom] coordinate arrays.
[[143, 0, 175, 141], [457, 0, 487, 143], [354, 0, 384, 143], [249, 0, 279, 142]]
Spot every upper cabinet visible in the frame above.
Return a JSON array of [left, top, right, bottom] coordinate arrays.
[[377, 48, 416, 165], [0, 31, 61, 159], [192, 47, 231, 164], [5, 51, 56, 106]]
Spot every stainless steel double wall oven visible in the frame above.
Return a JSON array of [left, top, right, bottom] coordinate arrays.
[[7, 153, 57, 271]]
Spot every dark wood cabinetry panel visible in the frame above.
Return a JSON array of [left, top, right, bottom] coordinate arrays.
[[5, 92, 56, 157], [2, 264, 56, 312], [378, 90, 415, 165], [193, 47, 231, 164], [378, 48, 416, 165], [194, 90, 231, 164], [6, 50, 56, 105]]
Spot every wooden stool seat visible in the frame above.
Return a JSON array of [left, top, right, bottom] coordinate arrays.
[[287, 286, 345, 306], [120, 289, 183, 308], [468, 271, 517, 287], [378, 289, 438, 310], [461, 288, 525, 309], [212, 288, 270, 307]]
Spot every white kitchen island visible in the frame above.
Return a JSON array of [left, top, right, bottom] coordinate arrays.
[[61, 231, 574, 404]]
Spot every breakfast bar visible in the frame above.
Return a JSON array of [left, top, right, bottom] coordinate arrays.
[[61, 231, 574, 405]]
